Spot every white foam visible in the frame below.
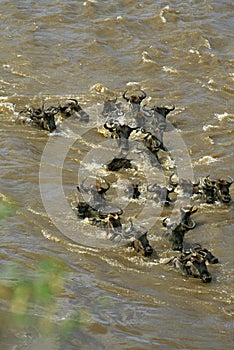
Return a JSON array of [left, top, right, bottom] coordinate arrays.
[[214, 112, 229, 121], [195, 156, 217, 165], [202, 124, 219, 131], [162, 66, 178, 74]]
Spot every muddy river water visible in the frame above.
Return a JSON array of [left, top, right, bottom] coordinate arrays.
[[0, 1, 233, 349]]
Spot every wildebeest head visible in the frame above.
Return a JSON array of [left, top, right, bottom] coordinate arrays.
[[132, 232, 153, 257], [124, 220, 153, 257], [187, 255, 212, 283], [106, 157, 133, 171], [141, 130, 168, 155], [192, 246, 219, 264], [104, 122, 138, 152], [101, 97, 122, 119], [172, 252, 212, 283], [42, 106, 58, 132], [59, 99, 78, 117], [130, 183, 141, 199], [77, 177, 110, 208], [201, 176, 217, 203], [152, 105, 175, 130], [59, 99, 89, 122], [76, 201, 99, 219], [147, 183, 174, 206], [169, 174, 201, 196], [180, 206, 197, 229], [20, 103, 58, 132], [215, 178, 233, 203], [106, 211, 123, 230], [122, 90, 147, 113], [162, 206, 197, 251]]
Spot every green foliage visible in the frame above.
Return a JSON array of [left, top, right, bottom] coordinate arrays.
[[0, 256, 90, 345], [0, 200, 17, 220]]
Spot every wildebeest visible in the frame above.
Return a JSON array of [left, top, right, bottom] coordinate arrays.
[[128, 183, 141, 200], [122, 90, 147, 113], [215, 177, 233, 203], [183, 243, 219, 264], [101, 97, 123, 119], [201, 175, 217, 204], [17, 103, 59, 132], [59, 99, 89, 122], [124, 220, 153, 257], [141, 129, 169, 166], [122, 90, 147, 127], [151, 105, 175, 141], [163, 206, 198, 251], [106, 157, 133, 171], [76, 200, 123, 234], [76, 201, 153, 256], [77, 177, 110, 209], [104, 121, 138, 152], [147, 183, 174, 206], [170, 244, 218, 283], [201, 175, 233, 204], [169, 173, 201, 197]]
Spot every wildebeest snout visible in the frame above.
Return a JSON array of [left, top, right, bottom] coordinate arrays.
[[132, 232, 153, 257]]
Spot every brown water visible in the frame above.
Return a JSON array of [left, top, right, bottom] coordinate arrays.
[[0, 1, 233, 349]]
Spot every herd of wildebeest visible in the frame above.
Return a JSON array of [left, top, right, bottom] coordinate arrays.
[[16, 89, 233, 283]]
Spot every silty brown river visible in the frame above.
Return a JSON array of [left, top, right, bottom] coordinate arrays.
[[0, 1, 233, 349]]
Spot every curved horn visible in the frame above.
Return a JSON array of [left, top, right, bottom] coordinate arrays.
[[169, 173, 178, 187], [117, 208, 123, 216], [162, 217, 169, 227], [104, 122, 116, 132], [168, 105, 175, 112], [122, 90, 129, 102], [227, 176, 234, 184], [66, 98, 78, 105], [181, 220, 196, 230]]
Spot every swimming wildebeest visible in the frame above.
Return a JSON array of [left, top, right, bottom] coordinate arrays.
[[128, 183, 141, 199], [201, 175, 233, 204], [122, 90, 147, 127], [106, 157, 133, 171], [59, 99, 89, 122], [124, 220, 153, 257], [77, 177, 110, 209], [76, 202, 153, 256], [151, 105, 175, 141], [104, 121, 138, 152], [163, 206, 198, 251], [122, 90, 147, 113], [170, 244, 218, 283], [18, 103, 59, 132], [168, 173, 201, 197], [101, 97, 123, 119], [147, 183, 174, 206], [201, 175, 217, 204], [140, 129, 168, 166], [76, 201, 123, 234], [215, 177, 233, 203]]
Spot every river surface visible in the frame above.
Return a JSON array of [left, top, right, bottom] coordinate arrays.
[[0, 1, 233, 349]]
